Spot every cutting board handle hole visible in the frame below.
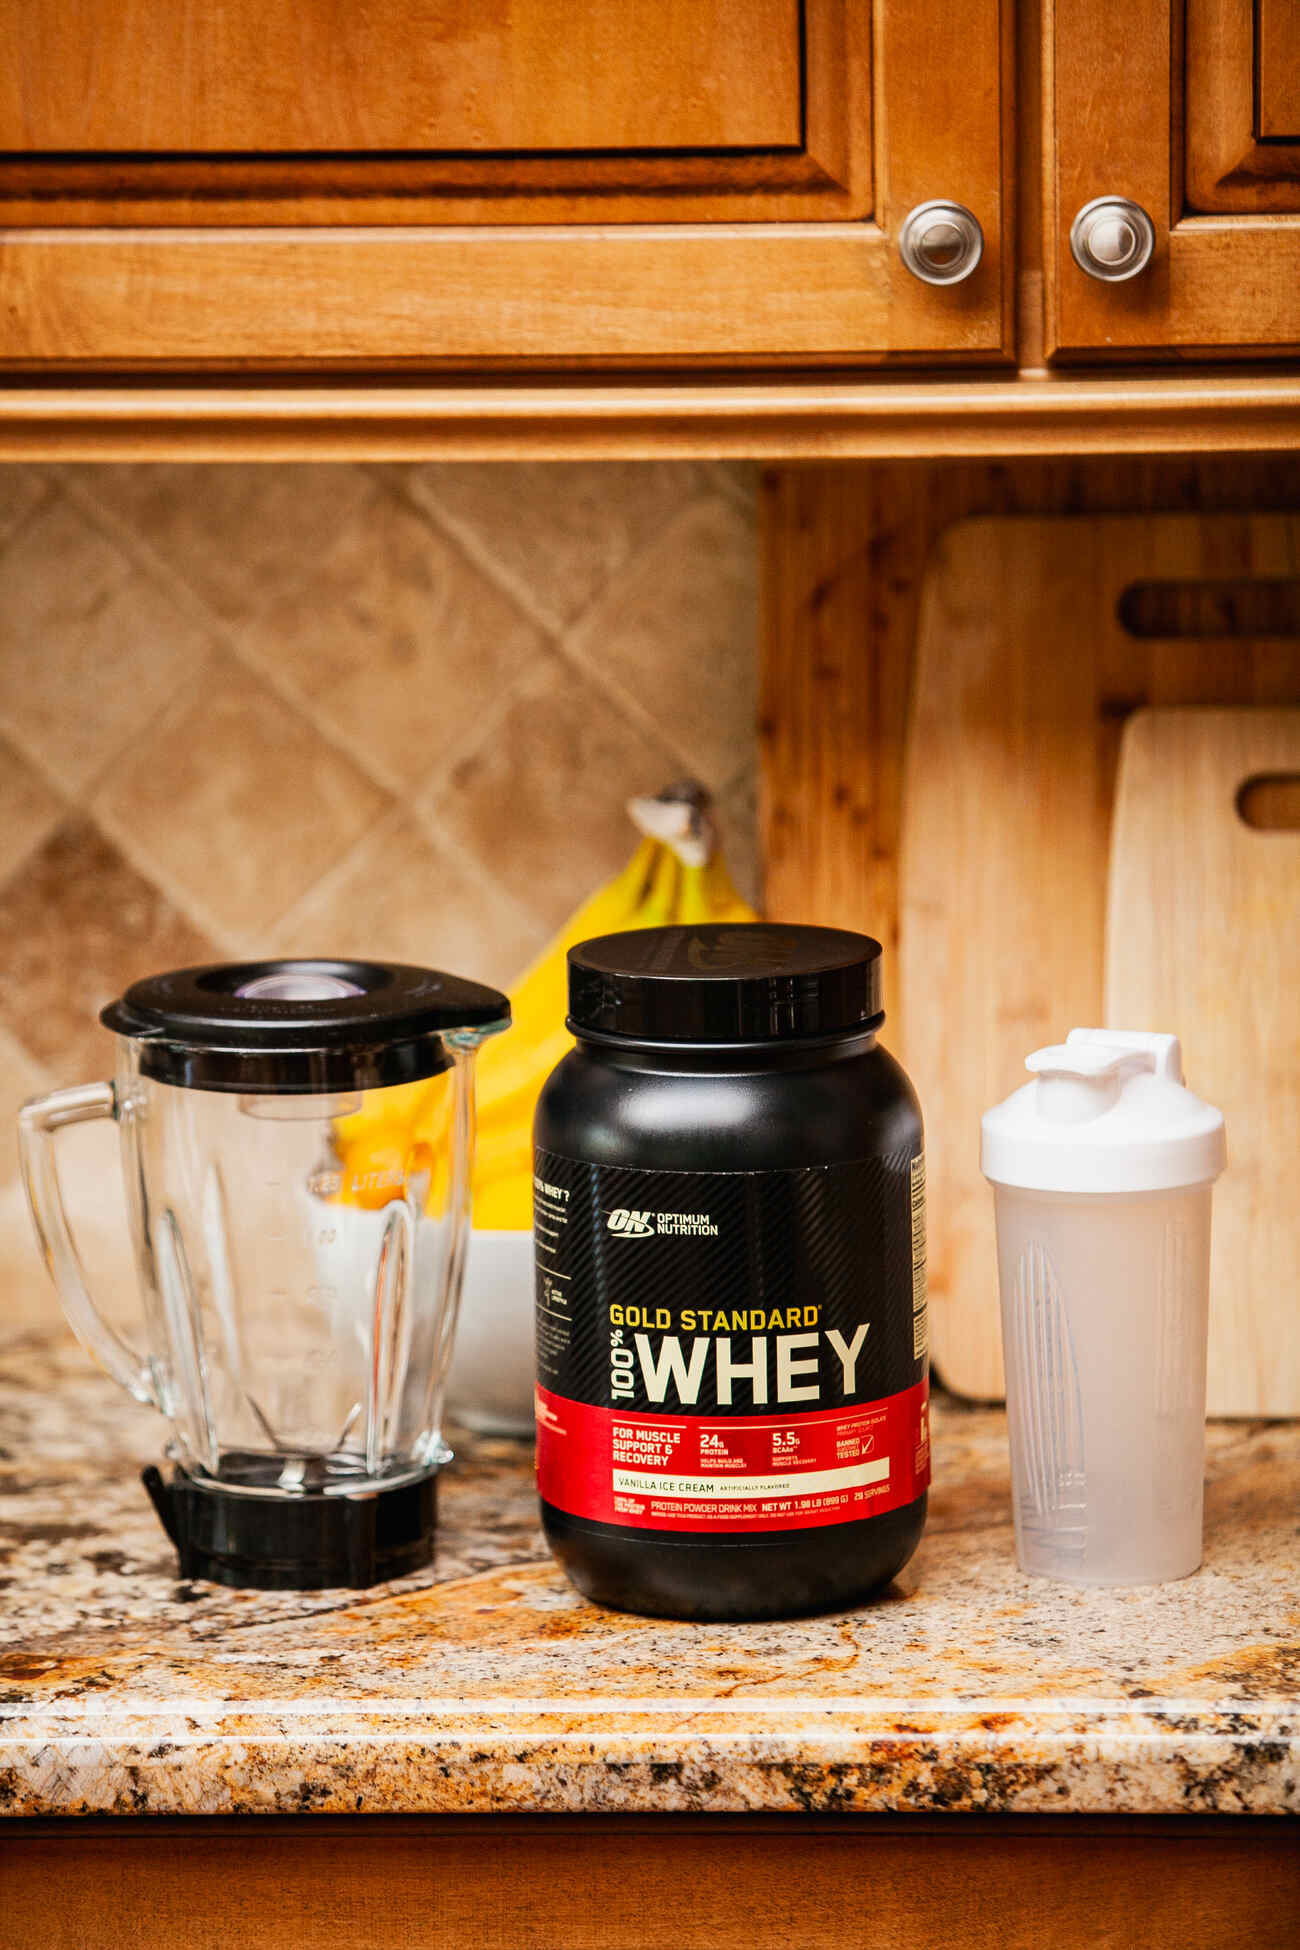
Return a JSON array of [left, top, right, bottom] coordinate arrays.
[[1118, 579, 1300, 639], [1236, 774, 1300, 831]]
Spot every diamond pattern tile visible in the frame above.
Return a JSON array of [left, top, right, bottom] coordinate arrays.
[[420, 651, 682, 931], [0, 818, 217, 1079], [0, 733, 65, 889], [0, 1024, 50, 1190], [398, 461, 744, 632], [565, 492, 757, 784], [54, 462, 379, 623], [234, 485, 549, 793], [274, 808, 540, 989], [67, 462, 550, 793], [0, 466, 50, 550], [0, 497, 214, 794], [0, 463, 758, 1205], [716, 762, 762, 911], [92, 650, 389, 942]]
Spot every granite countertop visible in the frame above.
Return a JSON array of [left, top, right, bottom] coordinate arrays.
[[1, 1326, 1297, 1819]]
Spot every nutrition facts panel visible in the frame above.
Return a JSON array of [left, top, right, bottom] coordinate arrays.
[[533, 1170, 574, 1374]]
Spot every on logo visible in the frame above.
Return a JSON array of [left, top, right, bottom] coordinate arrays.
[[607, 1208, 654, 1236]]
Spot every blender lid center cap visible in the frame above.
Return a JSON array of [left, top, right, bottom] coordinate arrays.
[[235, 972, 365, 1003]]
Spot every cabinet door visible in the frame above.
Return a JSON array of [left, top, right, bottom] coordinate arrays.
[[1047, 0, 1300, 356], [0, 1, 1012, 368]]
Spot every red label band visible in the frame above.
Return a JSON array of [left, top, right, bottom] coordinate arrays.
[[536, 1379, 930, 1534]]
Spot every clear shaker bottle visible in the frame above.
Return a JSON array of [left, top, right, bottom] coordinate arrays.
[[981, 1029, 1226, 1585]]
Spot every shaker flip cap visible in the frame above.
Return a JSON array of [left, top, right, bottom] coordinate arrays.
[[981, 1028, 1226, 1196]]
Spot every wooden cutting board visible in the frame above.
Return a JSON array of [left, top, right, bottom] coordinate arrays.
[[899, 513, 1300, 1403], [1105, 708, 1300, 1417]]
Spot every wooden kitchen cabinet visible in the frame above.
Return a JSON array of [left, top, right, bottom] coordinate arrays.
[[4, 0, 1300, 404], [0, 0, 1013, 369], [1046, 0, 1300, 357]]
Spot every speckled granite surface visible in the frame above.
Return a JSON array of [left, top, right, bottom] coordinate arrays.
[[1, 1325, 1296, 1818]]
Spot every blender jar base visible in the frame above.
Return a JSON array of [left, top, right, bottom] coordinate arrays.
[[142, 1464, 438, 1590]]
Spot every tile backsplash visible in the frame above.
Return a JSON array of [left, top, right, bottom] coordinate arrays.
[[0, 461, 758, 1201]]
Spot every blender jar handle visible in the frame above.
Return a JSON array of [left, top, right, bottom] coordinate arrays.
[[19, 1081, 158, 1408]]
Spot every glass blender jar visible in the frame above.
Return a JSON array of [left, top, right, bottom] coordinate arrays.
[[20, 959, 509, 1589]]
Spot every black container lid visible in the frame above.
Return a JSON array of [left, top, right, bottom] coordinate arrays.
[[101, 958, 509, 1094], [567, 924, 884, 1045]]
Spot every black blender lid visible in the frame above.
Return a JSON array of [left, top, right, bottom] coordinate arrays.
[[567, 924, 883, 1045], [102, 958, 509, 1094]]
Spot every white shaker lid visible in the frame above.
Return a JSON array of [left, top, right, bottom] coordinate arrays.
[[980, 1028, 1226, 1194]]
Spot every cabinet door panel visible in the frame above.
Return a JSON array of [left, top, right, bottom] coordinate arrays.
[[1048, 0, 1300, 355], [1186, 0, 1300, 213], [0, 0, 854, 225], [2, 1, 802, 155], [1258, 0, 1300, 142], [0, 0, 1013, 367]]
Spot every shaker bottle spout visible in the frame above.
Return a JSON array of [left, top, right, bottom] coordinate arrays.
[[1060, 1026, 1185, 1081], [1024, 1031, 1184, 1123]]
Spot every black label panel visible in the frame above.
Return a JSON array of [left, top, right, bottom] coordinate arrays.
[[533, 1146, 929, 1538], [535, 1147, 925, 1416]]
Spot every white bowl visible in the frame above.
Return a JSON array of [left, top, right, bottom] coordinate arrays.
[[446, 1229, 536, 1437]]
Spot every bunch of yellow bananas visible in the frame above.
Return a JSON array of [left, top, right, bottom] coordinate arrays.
[[331, 785, 756, 1227]]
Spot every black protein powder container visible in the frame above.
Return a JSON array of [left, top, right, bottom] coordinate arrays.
[[533, 923, 929, 1622]]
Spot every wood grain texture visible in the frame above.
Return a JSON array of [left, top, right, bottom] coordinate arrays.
[[761, 466, 918, 963], [874, 0, 1016, 360], [1106, 708, 1300, 1417], [762, 458, 1300, 931], [0, 0, 869, 226], [1186, 0, 1300, 211], [761, 462, 1300, 1402], [1259, 0, 1300, 141], [1047, 0, 1300, 354], [1153, 221, 1300, 348], [899, 515, 1300, 1402], [1046, 0, 1172, 362], [0, 1, 1012, 363], [6, 373, 1300, 461], [0, 0, 864, 227], [0, 0, 803, 153], [0, 225, 1012, 368], [3, 1815, 1298, 1950], [1238, 772, 1300, 829]]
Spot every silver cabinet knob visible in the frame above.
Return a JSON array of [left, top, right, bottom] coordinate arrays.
[[1069, 197, 1156, 281], [898, 201, 984, 286]]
